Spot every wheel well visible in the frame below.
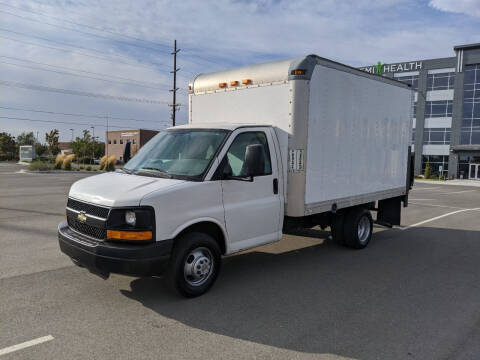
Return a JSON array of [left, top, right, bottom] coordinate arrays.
[[176, 222, 226, 254]]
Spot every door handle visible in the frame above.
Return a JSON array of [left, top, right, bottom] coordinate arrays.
[[273, 178, 278, 194]]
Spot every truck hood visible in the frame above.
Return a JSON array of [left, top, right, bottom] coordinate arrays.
[[68, 171, 185, 207]]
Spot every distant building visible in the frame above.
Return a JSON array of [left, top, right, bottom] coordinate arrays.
[[58, 142, 72, 155], [105, 129, 158, 162], [359, 42, 480, 180]]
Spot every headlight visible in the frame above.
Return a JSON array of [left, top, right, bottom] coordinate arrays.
[[125, 210, 136, 226], [106, 207, 155, 242]]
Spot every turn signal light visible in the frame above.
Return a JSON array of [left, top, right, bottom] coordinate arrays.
[[230, 80, 239, 86], [188, 85, 192, 91], [242, 79, 252, 85], [107, 230, 152, 241], [291, 69, 306, 75], [219, 82, 227, 88]]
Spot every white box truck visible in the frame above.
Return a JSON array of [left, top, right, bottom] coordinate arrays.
[[59, 55, 414, 297]]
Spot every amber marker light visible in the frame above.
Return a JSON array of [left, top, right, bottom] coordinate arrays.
[[219, 82, 227, 88], [230, 80, 239, 86], [107, 230, 152, 241], [242, 79, 252, 85], [291, 69, 306, 75]]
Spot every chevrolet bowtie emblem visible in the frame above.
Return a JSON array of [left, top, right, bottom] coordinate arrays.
[[77, 211, 87, 223]]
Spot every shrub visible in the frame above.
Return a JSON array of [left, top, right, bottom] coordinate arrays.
[[54, 154, 66, 169], [424, 162, 432, 179], [79, 165, 84, 170], [106, 156, 116, 171], [28, 161, 53, 171], [62, 154, 75, 170], [86, 165, 92, 171], [99, 155, 108, 170]]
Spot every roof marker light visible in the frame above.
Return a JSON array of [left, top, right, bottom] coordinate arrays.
[[242, 79, 252, 85], [291, 69, 306, 75], [230, 80, 239, 86], [219, 82, 227, 88]]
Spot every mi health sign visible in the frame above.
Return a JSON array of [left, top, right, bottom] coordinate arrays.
[[360, 61, 423, 74]]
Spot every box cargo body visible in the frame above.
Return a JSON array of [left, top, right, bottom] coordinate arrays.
[[189, 55, 413, 217]]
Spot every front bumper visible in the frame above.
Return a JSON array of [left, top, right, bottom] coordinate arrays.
[[58, 221, 173, 277]]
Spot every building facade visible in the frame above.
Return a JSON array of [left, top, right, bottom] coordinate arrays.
[[359, 43, 480, 180], [105, 129, 158, 162]]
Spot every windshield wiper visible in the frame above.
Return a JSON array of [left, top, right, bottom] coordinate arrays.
[[135, 167, 173, 178], [118, 168, 133, 174]]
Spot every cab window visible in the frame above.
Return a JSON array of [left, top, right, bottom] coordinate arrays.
[[226, 131, 272, 177]]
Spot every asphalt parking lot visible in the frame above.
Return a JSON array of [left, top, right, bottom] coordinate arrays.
[[1, 161, 480, 360]]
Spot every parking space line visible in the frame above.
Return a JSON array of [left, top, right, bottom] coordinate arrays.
[[0, 335, 54, 356], [400, 208, 480, 230], [438, 189, 477, 195], [409, 202, 466, 210]]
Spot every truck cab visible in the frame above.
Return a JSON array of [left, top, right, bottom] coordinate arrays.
[[59, 123, 285, 297]]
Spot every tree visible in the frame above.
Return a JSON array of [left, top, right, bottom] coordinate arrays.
[[17, 132, 36, 146], [45, 129, 60, 155], [0, 132, 16, 160], [71, 129, 101, 163], [424, 161, 432, 179], [35, 143, 48, 157]]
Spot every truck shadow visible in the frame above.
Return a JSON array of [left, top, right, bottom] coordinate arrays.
[[121, 226, 480, 359]]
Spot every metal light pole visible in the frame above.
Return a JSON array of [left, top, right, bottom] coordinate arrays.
[[90, 126, 95, 164]]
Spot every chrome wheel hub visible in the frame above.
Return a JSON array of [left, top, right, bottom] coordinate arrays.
[[357, 215, 371, 243], [184, 247, 213, 286]]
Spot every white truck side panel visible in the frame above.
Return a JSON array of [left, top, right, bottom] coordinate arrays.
[[304, 65, 412, 208]]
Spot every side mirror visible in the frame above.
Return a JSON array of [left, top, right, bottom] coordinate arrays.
[[244, 144, 265, 178]]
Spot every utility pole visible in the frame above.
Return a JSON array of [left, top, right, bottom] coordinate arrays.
[[169, 39, 180, 126], [105, 115, 109, 159], [69, 128, 74, 142]]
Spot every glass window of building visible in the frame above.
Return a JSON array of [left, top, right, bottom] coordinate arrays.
[[422, 155, 449, 175], [113, 139, 117, 144], [425, 100, 453, 118], [412, 129, 415, 144], [413, 102, 417, 118], [461, 64, 480, 145], [427, 72, 455, 91], [396, 75, 418, 91], [108, 139, 111, 144], [120, 139, 123, 144], [423, 128, 451, 145]]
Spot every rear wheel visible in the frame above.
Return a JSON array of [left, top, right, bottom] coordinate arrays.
[[343, 207, 373, 249], [167, 232, 221, 297]]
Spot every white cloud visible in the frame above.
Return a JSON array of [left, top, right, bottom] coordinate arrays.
[[429, 0, 480, 17]]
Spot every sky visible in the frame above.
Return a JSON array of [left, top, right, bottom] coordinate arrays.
[[1, 0, 479, 142]]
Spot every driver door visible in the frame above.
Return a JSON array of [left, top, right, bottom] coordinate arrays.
[[218, 128, 282, 253]]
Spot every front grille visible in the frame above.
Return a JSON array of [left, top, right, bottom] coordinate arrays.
[[67, 198, 109, 219], [67, 215, 106, 240]]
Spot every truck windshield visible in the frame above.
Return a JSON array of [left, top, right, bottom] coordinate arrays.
[[124, 129, 228, 180]]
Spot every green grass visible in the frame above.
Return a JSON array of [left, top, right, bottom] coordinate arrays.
[[28, 161, 54, 171]]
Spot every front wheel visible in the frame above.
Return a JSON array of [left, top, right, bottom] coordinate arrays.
[[167, 232, 221, 297]]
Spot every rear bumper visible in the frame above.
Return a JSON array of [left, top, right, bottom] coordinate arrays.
[[58, 221, 173, 277]]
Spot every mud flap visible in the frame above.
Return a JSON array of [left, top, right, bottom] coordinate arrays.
[[377, 197, 402, 226]]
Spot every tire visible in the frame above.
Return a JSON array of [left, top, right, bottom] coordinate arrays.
[[167, 232, 221, 297], [343, 207, 373, 249]]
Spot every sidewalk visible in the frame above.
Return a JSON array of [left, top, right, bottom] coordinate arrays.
[[415, 179, 480, 187]]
